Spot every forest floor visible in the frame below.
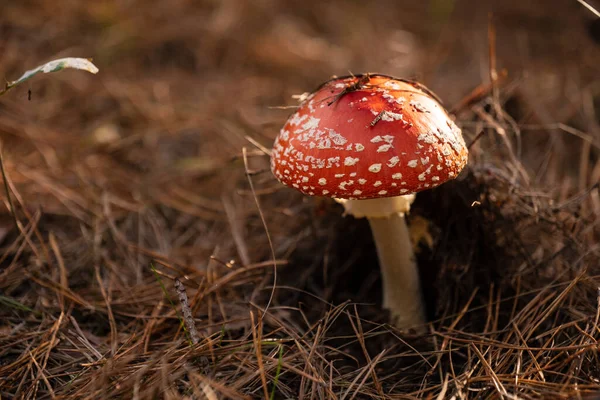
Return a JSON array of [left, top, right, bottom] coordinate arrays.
[[1, 1, 600, 398]]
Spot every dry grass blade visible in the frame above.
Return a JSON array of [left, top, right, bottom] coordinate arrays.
[[0, 142, 19, 230], [347, 306, 383, 396], [470, 344, 510, 398], [250, 310, 270, 400], [341, 350, 386, 400], [242, 146, 277, 313], [576, 0, 600, 18]]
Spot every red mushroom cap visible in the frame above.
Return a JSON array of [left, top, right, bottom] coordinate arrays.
[[271, 74, 468, 200]]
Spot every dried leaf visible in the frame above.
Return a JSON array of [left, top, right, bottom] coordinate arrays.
[[0, 57, 99, 96]]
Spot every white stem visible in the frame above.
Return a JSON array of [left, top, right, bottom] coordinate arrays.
[[336, 196, 426, 331], [368, 213, 426, 331]]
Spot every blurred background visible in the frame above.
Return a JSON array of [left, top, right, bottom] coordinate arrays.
[[2, 0, 600, 398]]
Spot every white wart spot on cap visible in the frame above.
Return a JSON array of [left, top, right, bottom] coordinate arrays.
[[380, 111, 404, 122], [410, 100, 427, 113], [417, 132, 438, 144], [328, 129, 348, 146], [368, 164, 382, 173], [302, 117, 320, 131], [289, 113, 308, 126], [344, 157, 359, 166]]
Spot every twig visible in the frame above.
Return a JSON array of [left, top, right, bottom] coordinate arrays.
[[149, 263, 191, 344], [450, 70, 508, 114], [327, 74, 371, 106], [174, 278, 200, 345], [369, 110, 385, 127], [467, 130, 485, 150]]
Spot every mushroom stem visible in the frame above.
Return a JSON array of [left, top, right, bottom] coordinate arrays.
[[336, 195, 426, 331], [367, 213, 426, 331]]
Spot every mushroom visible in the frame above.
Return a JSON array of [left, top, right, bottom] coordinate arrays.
[[270, 74, 468, 331]]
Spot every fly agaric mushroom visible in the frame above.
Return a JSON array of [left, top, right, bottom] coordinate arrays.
[[271, 74, 468, 331]]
